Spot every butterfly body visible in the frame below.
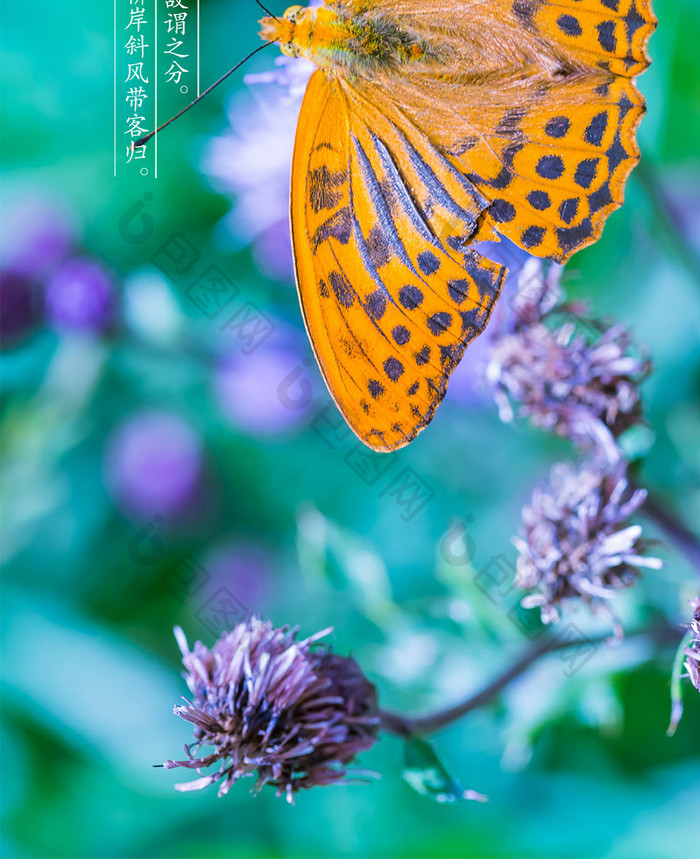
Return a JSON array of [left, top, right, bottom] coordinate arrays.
[[259, 1, 655, 452], [260, 5, 431, 71]]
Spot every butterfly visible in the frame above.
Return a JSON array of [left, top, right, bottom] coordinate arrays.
[[259, 0, 656, 452]]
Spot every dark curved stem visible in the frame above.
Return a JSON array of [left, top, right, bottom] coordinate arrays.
[[639, 489, 700, 578], [380, 624, 679, 737]]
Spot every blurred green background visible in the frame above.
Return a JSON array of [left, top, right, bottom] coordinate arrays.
[[1, 0, 700, 857]]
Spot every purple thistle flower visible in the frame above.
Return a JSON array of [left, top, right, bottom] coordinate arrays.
[[514, 459, 662, 632], [45, 257, 116, 334], [683, 598, 700, 693], [487, 261, 650, 462], [165, 619, 380, 802]]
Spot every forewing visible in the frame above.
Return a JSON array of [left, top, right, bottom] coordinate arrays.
[[291, 70, 505, 452]]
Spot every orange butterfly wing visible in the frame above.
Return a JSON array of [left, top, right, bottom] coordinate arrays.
[[288, 0, 655, 450], [290, 70, 505, 452]]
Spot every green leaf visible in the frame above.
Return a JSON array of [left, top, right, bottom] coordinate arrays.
[[402, 736, 487, 804], [296, 505, 398, 627], [667, 628, 692, 737]]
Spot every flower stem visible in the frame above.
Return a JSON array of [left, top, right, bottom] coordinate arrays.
[[380, 624, 679, 738], [638, 488, 700, 579]]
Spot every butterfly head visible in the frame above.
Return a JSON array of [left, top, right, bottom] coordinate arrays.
[[259, 5, 307, 57], [260, 5, 341, 60]]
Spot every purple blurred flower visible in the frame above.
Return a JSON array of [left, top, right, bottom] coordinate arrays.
[[166, 619, 380, 802], [201, 56, 314, 281], [203, 541, 272, 609], [215, 340, 313, 436], [105, 411, 203, 519], [514, 459, 662, 632], [487, 260, 650, 462], [0, 270, 41, 347], [45, 257, 116, 334], [0, 197, 75, 278]]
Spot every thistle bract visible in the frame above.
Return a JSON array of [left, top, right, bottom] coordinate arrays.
[[165, 619, 380, 802], [514, 460, 662, 629]]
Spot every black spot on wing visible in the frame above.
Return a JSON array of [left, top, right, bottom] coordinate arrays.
[[392, 325, 411, 345], [624, 1, 646, 43], [399, 285, 424, 309], [440, 343, 462, 370], [528, 190, 551, 210], [512, 0, 535, 24], [617, 93, 634, 119], [460, 306, 485, 333], [427, 312, 452, 336], [384, 357, 405, 381], [557, 217, 593, 254], [308, 165, 346, 212], [557, 14, 582, 37], [329, 270, 354, 308], [588, 181, 613, 213], [415, 345, 431, 366], [545, 116, 571, 138], [365, 225, 392, 268], [490, 199, 516, 223], [471, 165, 513, 190], [559, 198, 579, 225], [503, 143, 524, 168], [447, 279, 470, 305], [574, 158, 599, 189], [368, 379, 384, 399], [495, 108, 526, 137], [606, 133, 630, 172], [312, 208, 352, 251], [364, 289, 387, 320], [537, 155, 565, 179], [597, 20, 617, 53], [584, 112, 609, 146], [417, 250, 440, 275], [463, 250, 503, 302], [448, 136, 478, 157], [522, 225, 546, 248]]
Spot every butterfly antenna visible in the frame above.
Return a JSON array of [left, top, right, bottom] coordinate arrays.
[[134, 42, 275, 148], [254, 0, 280, 19]]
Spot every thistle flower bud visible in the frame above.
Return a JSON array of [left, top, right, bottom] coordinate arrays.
[[487, 262, 650, 461], [165, 619, 380, 802], [514, 459, 662, 631]]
